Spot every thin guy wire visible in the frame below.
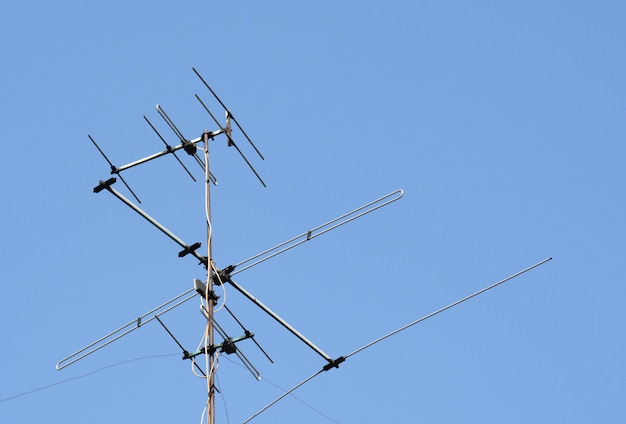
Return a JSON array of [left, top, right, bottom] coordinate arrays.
[[1, 354, 179, 404]]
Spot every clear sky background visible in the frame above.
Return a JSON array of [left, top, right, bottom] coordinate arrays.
[[1, 1, 625, 423]]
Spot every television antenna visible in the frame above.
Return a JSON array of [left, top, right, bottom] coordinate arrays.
[[58, 69, 551, 423]]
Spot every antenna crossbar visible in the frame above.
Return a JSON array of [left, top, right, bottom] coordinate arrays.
[[94, 178, 207, 267], [212, 271, 334, 363], [113, 134, 217, 174]]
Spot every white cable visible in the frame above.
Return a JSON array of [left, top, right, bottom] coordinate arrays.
[[210, 261, 227, 313], [199, 404, 207, 424]]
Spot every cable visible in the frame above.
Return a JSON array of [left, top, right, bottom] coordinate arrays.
[[199, 404, 207, 424], [220, 355, 340, 423], [211, 260, 227, 313], [215, 373, 231, 424], [0, 353, 179, 404]]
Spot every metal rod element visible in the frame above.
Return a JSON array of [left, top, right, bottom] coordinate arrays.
[[155, 104, 213, 183], [225, 130, 267, 187], [155, 315, 188, 353], [155, 315, 207, 377], [87, 135, 142, 203], [143, 115, 196, 182], [347, 257, 553, 358], [243, 257, 553, 422], [192, 67, 265, 160], [56, 288, 196, 370], [113, 135, 206, 173], [232, 189, 404, 275], [200, 306, 261, 380], [196, 94, 266, 187], [97, 179, 207, 267], [156, 104, 186, 143], [224, 304, 274, 363], [194, 94, 223, 129], [226, 277, 333, 363]]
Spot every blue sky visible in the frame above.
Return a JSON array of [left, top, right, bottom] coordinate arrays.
[[1, 1, 625, 423]]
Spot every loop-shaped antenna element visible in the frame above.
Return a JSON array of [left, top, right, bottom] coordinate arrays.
[[143, 115, 196, 182], [88, 135, 142, 203], [243, 257, 553, 423], [192, 67, 265, 160], [56, 288, 197, 370], [195, 94, 266, 187], [231, 189, 404, 276]]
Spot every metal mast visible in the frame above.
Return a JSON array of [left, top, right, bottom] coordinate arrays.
[[203, 130, 216, 424]]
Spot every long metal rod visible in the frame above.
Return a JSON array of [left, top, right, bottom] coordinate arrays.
[[346, 257, 553, 358], [114, 135, 212, 173], [244, 257, 553, 422], [203, 130, 216, 424], [88, 135, 142, 203], [232, 189, 404, 275], [223, 304, 274, 363], [143, 115, 197, 182], [155, 315, 207, 377], [56, 288, 196, 370], [156, 104, 186, 143], [101, 182, 206, 266], [227, 278, 333, 363]]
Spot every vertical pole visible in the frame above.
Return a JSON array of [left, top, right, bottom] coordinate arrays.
[[203, 130, 216, 424]]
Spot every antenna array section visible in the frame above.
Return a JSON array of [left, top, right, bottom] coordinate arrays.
[[58, 68, 552, 424]]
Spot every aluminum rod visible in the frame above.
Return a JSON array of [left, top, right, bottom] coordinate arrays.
[[224, 304, 274, 363], [347, 257, 553, 358], [88, 135, 142, 203], [156, 104, 186, 142], [155, 315, 208, 377], [101, 182, 207, 265], [114, 135, 212, 173], [232, 189, 404, 275], [226, 278, 333, 362], [56, 288, 196, 370], [143, 115, 197, 182]]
